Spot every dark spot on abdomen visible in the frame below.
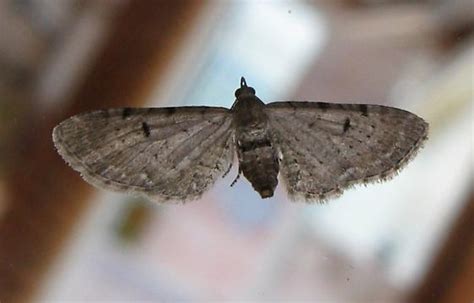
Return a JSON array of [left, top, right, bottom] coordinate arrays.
[[240, 138, 272, 152]]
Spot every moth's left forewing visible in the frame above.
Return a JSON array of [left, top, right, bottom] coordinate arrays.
[[265, 101, 428, 203], [53, 107, 235, 203]]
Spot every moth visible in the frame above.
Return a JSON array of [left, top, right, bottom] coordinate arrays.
[[53, 77, 428, 203]]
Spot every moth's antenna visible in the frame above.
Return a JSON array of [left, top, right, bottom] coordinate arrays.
[[240, 77, 247, 88]]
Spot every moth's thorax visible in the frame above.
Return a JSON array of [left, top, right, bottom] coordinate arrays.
[[231, 93, 279, 199], [231, 94, 267, 127]]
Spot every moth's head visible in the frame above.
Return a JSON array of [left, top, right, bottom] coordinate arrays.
[[235, 77, 256, 98]]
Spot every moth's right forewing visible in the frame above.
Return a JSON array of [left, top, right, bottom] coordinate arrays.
[[265, 101, 428, 202]]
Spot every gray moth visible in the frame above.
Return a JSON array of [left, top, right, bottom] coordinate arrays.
[[53, 77, 428, 203]]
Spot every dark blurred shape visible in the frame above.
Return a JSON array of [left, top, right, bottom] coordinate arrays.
[[115, 199, 153, 244], [409, 191, 474, 303], [0, 1, 203, 302], [436, 0, 474, 49]]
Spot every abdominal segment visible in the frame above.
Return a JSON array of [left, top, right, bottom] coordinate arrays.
[[238, 136, 279, 198]]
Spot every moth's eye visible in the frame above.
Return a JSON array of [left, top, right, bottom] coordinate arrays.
[[249, 87, 256, 95], [234, 88, 242, 98]]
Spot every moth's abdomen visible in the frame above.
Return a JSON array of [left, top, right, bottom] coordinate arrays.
[[232, 92, 279, 198], [238, 135, 279, 198]]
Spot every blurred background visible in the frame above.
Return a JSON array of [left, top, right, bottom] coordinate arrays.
[[0, 0, 472, 302]]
